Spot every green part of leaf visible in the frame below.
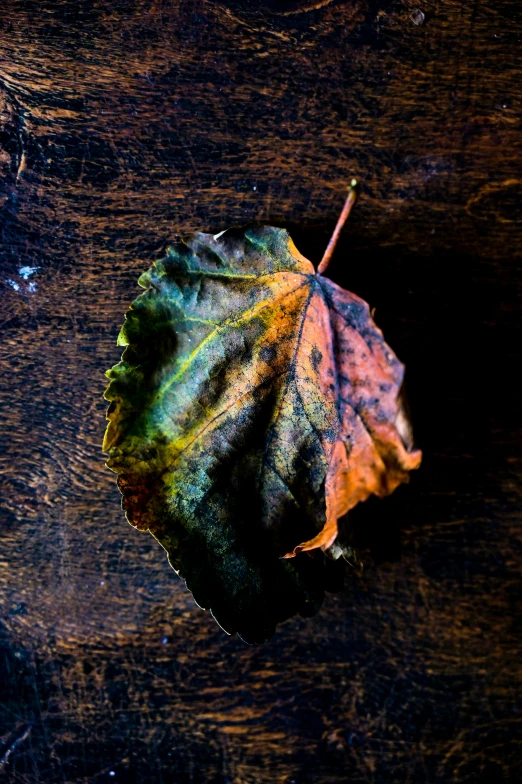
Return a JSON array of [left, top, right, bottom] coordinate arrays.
[[104, 226, 343, 642]]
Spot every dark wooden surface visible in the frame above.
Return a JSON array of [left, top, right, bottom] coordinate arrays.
[[1, 1, 521, 781]]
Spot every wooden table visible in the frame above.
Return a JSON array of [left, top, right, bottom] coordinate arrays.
[[1, 1, 521, 781]]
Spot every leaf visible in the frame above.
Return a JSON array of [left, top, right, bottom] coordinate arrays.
[[103, 223, 421, 643]]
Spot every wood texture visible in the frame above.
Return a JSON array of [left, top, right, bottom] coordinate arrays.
[[1, 0, 521, 781]]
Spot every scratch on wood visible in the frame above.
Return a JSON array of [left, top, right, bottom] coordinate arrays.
[[0, 726, 32, 773]]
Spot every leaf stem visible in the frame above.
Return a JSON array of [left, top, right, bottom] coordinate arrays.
[[317, 179, 359, 275]]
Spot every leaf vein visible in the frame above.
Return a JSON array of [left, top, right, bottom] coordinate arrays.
[[154, 278, 312, 401]]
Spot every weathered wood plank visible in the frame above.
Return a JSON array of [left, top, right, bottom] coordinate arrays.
[[1, 0, 521, 781]]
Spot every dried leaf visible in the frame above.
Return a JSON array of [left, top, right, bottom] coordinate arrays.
[[104, 223, 421, 642]]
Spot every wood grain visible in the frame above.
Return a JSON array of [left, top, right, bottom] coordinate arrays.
[[1, 0, 521, 781]]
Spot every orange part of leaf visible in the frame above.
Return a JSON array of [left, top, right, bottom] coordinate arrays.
[[284, 278, 422, 558]]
